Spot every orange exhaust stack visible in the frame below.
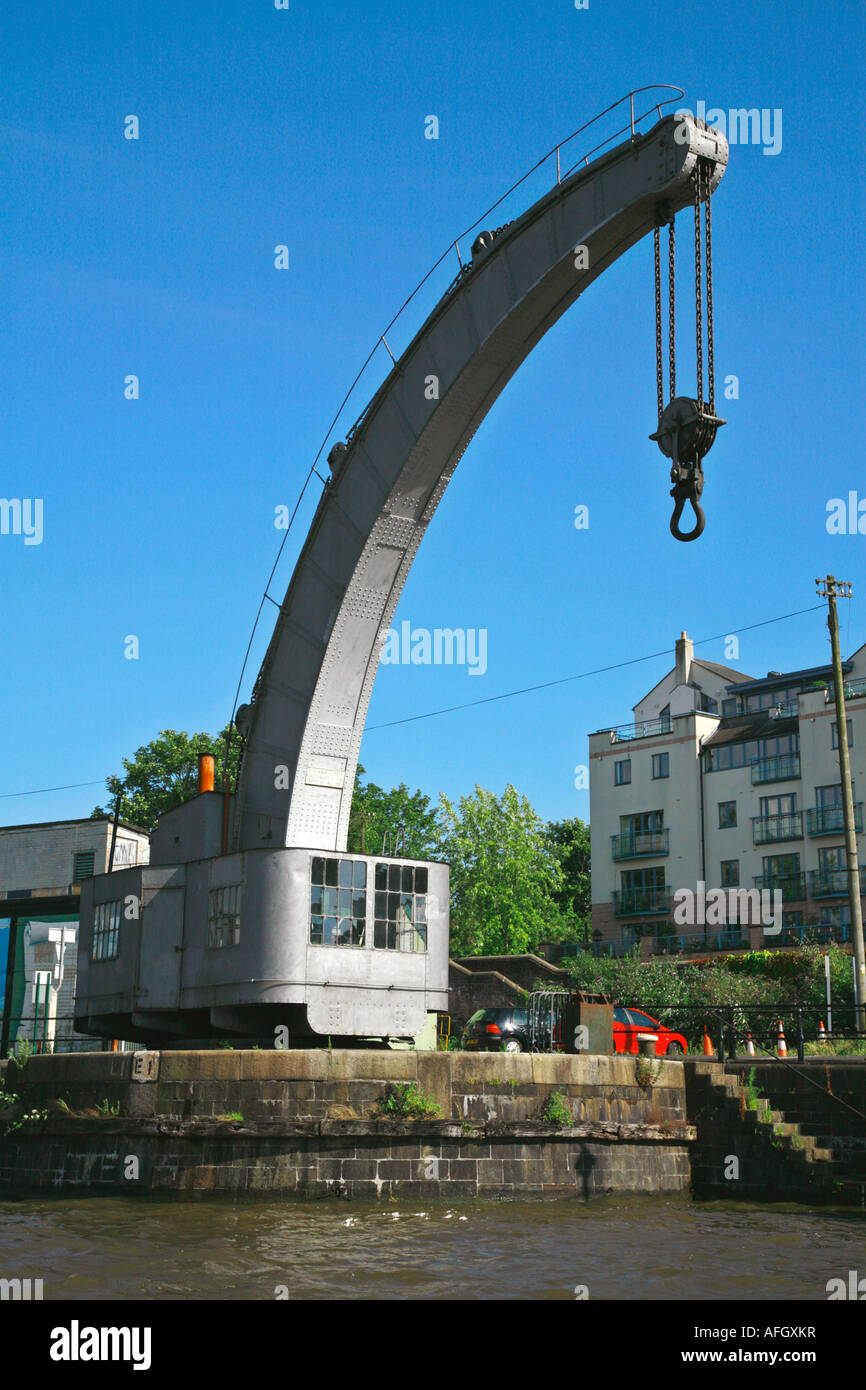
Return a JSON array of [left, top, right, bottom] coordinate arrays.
[[198, 755, 215, 794]]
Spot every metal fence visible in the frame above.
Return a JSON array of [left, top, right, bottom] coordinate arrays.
[[633, 1002, 866, 1062]]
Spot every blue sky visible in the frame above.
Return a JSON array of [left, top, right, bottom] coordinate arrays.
[[1, 0, 863, 832]]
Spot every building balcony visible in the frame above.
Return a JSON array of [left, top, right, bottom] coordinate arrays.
[[753, 872, 806, 901], [613, 886, 672, 916], [751, 812, 803, 846], [610, 714, 672, 743], [611, 830, 670, 861], [751, 753, 801, 785], [809, 869, 854, 899], [806, 804, 863, 837]]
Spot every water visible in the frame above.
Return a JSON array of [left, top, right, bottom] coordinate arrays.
[[1, 1195, 863, 1300]]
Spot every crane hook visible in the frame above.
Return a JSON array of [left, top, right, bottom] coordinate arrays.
[[669, 470, 705, 542]]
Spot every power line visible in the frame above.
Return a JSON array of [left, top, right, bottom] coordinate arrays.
[[0, 780, 105, 801], [0, 601, 833, 799], [367, 602, 827, 731]]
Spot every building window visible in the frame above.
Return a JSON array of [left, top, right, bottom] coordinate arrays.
[[760, 793, 797, 816], [208, 884, 242, 948], [374, 862, 427, 952], [614, 759, 631, 786], [817, 845, 846, 874], [832, 720, 853, 749], [621, 811, 663, 835], [91, 900, 121, 961], [720, 860, 739, 887], [704, 732, 799, 772], [763, 852, 800, 877], [816, 784, 845, 808], [73, 851, 96, 883], [310, 857, 367, 946], [718, 801, 737, 828], [652, 753, 669, 779]]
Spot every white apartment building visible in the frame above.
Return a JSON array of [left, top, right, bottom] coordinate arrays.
[[589, 632, 866, 956]]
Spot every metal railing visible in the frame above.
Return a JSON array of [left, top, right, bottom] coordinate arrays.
[[651, 930, 749, 955], [613, 886, 672, 916], [751, 753, 801, 784], [338, 86, 686, 450], [228, 86, 688, 721], [611, 829, 670, 860], [767, 701, 799, 719], [806, 804, 863, 836], [751, 812, 803, 845], [809, 868, 853, 899], [637, 1003, 866, 1063], [610, 714, 672, 743], [753, 873, 807, 901]]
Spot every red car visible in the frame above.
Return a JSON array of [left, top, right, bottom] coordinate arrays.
[[613, 1007, 687, 1056]]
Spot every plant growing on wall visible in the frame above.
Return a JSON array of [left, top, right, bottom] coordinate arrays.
[[379, 1082, 441, 1119], [538, 1090, 572, 1126]]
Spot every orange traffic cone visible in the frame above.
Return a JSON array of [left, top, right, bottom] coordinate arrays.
[[702, 1028, 714, 1056], [746, 1033, 756, 1056], [776, 1020, 787, 1058], [818, 1020, 827, 1041]]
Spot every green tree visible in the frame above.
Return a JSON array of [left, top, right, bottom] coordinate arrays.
[[438, 783, 568, 956], [544, 817, 591, 943], [346, 764, 439, 860], [91, 727, 241, 832]]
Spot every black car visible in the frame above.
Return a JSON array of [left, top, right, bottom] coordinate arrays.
[[462, 1007, 530, 1052]]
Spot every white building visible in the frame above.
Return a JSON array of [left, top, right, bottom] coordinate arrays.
[[0, 818, 149, 1052], [589, 632, 866, 956], [0, 817, 149, 900]]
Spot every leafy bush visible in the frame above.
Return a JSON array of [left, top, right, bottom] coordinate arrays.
[[380, 1082, 441, 1119], [538, 1090, 572, 1126]]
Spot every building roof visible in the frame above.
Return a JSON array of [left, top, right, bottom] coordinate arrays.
[[701, 713, 799, 747], [725, 660, 850, 695], [0, 816, 150, 836], [694, 659, 754, 684], [635, 655, 754, 708]]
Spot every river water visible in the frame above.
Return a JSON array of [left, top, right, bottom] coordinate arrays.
[[1, 1194, 862, 1300]]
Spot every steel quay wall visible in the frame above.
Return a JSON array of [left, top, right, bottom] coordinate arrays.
[[0, 1050, 693, 1199]]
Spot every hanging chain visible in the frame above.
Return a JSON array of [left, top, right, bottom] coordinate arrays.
[[694, 160, 704, 415], [705, 164, 715, 414], [668, 219, 676, 401], [653, 226, 663, 418]]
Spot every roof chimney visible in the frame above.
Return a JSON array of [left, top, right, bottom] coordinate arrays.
[[675, 630, 693, 686]]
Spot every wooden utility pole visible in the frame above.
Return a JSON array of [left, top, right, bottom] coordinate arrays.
[[816, 576, 865, 1029]]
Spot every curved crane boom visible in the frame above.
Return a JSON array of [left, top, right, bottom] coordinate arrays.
[[235, 113, 728, 856]]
